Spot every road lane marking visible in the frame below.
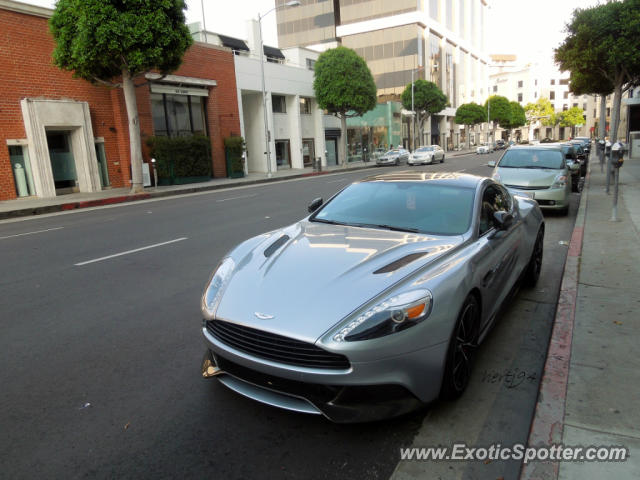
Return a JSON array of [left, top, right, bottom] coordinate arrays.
[[0, 227, 64, 240], [216, 193, 258, 202], [326, 178, 347, 184], [74, 237, 188, 266]]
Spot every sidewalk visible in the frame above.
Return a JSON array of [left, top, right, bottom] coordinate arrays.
[[522, 156, 640, 479], [0, 147, 477, 220]]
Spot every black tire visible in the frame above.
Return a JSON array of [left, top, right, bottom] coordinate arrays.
[[441, 155, 445, 163], [440, 294, 480, 400], [524, 227, 544, 287], [560, 205, 569, 216]]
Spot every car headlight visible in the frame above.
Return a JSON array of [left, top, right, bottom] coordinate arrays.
[[552, 174, 567, 188], [201, 257, 235, 319], [492, 172, 502, 183], [332, 289, 433, 342]]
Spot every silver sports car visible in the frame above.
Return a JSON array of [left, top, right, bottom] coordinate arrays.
[[201, 172, 544, 422]]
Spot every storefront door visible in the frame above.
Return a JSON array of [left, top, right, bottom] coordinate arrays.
[[302, 139, 315, 167], [325, 139, 337, 166], [46, 131, 77, 194]]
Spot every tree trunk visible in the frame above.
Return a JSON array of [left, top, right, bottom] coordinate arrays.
[[609, 81, 623, 143], [598, 95, 606, 140], [339, 115, 347, 166], [122, 70, 144, 193]]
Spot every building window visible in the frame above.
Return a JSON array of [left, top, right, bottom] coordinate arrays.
[[272, 95, 287, 113], [551, 103, 555, 110], [535, 92, 538, 98], [573, 103, 578, 108], [518, 93, 523, 102], [563, 104, 568, 111], [551, 79, 555, 85], [593, 109, 597, 118], [306, 58, 316, 70], [535, 79, 538, 86], [563, 91, 569, 99], [493, 85, 497, 93], [560, 78, 569, 85], [150, 92, 207, 137], [518, 80, 523, 88], [550, 91, 555, 100], [583, 103, 587, 110], [299, 97, 312, 114], [607, 107, 610, 116], [8, 144, 35, 197]]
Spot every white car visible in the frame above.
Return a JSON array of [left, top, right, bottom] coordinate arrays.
[[408, 145, 445, 165], [476, 143, 494, 154]]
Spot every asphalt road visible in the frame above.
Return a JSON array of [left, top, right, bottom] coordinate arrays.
[[0, 151, 580, 480]]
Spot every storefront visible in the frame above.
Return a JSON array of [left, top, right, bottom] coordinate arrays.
[[346, 102, 403, 162]]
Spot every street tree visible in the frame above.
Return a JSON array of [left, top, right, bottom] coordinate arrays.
[[525, 97, 554, 125], [558, 106, 586, 138], [484, 95, 512, 142], [555, 0, 640, 143], [401, 79, 448, 147], [313, 47, 377, 165], [502, 101, 527, 140], [454, 102, 486, 148], [50, 0, 192, 193], [567, 70, 613, 140]]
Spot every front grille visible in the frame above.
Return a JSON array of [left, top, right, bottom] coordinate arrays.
[[207, 320, 350, 369], [505, 184, 549, 191]]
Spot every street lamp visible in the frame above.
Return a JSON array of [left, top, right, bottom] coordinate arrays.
[[258, 0, 300, 178]]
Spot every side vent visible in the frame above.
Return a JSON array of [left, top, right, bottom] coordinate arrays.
[[264, 235, 290, 258], [373, 252, 428, 274]]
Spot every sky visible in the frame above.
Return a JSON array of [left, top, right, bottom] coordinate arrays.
[[16, 0, 602, 63]]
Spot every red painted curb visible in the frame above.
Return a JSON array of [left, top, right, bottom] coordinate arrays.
[[520, 174, 588, 480], [58, 194, 152, 211]]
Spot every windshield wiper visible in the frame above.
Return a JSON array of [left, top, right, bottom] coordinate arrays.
[[353, 223, 421, 233], [310, 218, 350, 226]]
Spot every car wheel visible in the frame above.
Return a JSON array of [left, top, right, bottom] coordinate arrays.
[[524, 227, 544, 287], [440, 294, 480, 400], [441, 155, 445, 163], [560, 205, 569, 216]]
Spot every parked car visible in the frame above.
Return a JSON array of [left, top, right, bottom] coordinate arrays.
[[200, 172, 545, 422], [408, 145, 445, 165], [539, 142, 584, 190], [376, 148, 409, 166], [371, 147, 386, 161], [489, 145, 571, 215], [476, 143, 494, 154], [495, 139, 506, 150], [572, 136, 591, 154]]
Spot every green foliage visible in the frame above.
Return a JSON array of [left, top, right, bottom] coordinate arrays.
[[557, 107, 585, 127], [224, 136, 246, 174], [454, 102, 486, 126], [147, 136, 212, 181], [568, 70, 613, 97], [313, 47, 377, 118], [50, 0, 193, 81], [484, 95, 512, 128], [525, 98, 555, 126], [401, 80, 449, 117], [503, 102, 527, 130], [555, 0, 640, 91]]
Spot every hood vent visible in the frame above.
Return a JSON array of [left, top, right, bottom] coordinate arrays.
[[373, 252, 428, 274], [264, 235, 290, 258]]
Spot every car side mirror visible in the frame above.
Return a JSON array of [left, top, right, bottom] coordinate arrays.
[[493, 211, 514, 230], [488, 160, 496, 167], [308, 197, 323, 213]]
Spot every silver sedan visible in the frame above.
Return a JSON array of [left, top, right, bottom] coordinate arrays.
[[201, 172, 545, 422], [376, 148, 409, 166], [408, 145, 445, 165]]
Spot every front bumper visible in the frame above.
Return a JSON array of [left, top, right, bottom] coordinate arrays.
[[201, 324, 448, 422], [376, 157, 399, 165], [408, 156, 433, 165], [507, 186, 570, 209]]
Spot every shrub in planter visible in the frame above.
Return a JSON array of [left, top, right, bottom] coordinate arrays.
[[224, 136, 246, 178], [146, 135, 212, 183]]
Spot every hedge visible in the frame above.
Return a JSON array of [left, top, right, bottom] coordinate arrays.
[[146, 135, 212, 182]]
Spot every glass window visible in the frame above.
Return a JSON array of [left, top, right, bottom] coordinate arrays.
[[299, 97, 311, 114], [563, 91, 569, 99], [306, 58, 316, 70], [272, 95, 287, 113], [150, 91, 207, 137], [560, 79, 569, 85], [312, 182, 476, 236], [497, 148, 564, 169], [518, 80, 523, 88], [8, 145, 35, 197], [549, 91, 555, 100], [551, 79, 555, 85], [518, 93, 523, 102]]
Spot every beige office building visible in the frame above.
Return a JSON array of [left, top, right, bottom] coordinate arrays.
[[276, 0, 490, 149]]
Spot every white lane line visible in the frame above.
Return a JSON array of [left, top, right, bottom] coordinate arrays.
[[326, 178, 346, 184], [216, 193, 258, 202], [0, 226, 64, 240], [74, 237, 188, 266], [457, 169, 467, 173]]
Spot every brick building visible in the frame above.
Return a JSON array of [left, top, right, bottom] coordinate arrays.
[[0, 0, 240, 201]]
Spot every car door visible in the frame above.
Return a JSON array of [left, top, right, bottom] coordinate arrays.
[[473, 184, 523, 329]]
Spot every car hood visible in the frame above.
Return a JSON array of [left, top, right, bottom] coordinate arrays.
[[498, 167, 563, 187], [215, 221, 462, 344]]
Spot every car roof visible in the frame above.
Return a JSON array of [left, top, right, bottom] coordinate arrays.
[[505, 144, 563, 151], [358, 171, 485, 189]]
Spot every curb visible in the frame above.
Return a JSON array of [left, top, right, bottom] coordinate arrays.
[[0, 163, 376, 220], [519, 171, 590, 480]]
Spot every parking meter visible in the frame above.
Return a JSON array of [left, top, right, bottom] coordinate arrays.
[[605, 140, 612, 156], [597, 139, 605, 154], [611, 142, 626, 168]]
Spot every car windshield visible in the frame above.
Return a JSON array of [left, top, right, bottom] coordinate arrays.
[[416, 147, 434, 152], [498, 149, 564, 169], [311, 181, 475, 236], [386, 150, 399, 155]]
